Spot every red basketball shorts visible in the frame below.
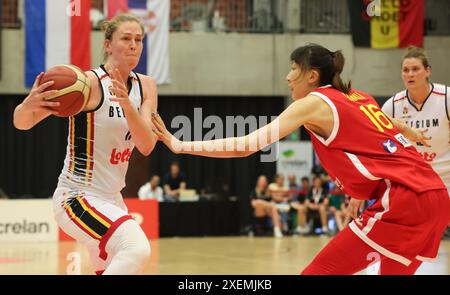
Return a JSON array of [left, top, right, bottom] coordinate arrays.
[[349, 180, 450, 266]]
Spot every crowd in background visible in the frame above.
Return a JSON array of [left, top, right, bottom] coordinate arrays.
[[140, 161, 367, 238], [249, 165, 365, 238], [138, 161, 447, 241], [138, 161, 187, 202]]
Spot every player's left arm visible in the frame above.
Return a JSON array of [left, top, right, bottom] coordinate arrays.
[[109, 69, 157, 155], [152, 94, 329, 158], [137, 74, 158, 154]]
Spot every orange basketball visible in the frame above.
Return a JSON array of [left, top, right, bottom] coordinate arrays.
[[40, 64, 90, 117]]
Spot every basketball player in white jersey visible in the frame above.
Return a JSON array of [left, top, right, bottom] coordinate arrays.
[[382, 46, 450, 194], [13, 14, 158, 275]]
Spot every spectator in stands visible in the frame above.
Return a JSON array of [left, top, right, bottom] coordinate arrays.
[[268, 174, 290, 233], [163, 162, 187, 202], [312, 164, 332, 194], [321, 174, 332, 194], [138, 175, 164, 202], [291, 176, 310, 234], [306, 176, 329, 234], [268, 174, 289, 201], [311, 163, 326, 179], [328, 186, 349, 232], [287, 174, 300, 200], [299, 177, 311, 199], [286, 174, 301, 234], [250, 175, 283, 238]]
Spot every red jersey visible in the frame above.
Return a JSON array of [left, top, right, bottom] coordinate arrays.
[[307, 86, 445, 200]]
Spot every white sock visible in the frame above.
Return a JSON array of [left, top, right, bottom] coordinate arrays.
[[274, 227, 283, 237], [102, 219, 151, 275]]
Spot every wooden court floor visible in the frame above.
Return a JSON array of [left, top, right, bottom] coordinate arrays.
[[0, 236, 449, 275]]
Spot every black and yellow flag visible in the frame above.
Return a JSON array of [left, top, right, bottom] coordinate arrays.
[[348, 0, 424, 49]]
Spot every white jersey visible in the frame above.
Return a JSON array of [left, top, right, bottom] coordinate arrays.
[[57, 65, 143, 197], [382, 83, 450, 192]]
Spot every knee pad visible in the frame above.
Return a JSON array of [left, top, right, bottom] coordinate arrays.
[[106, 219, 151, 262], [126, 239, 151, 262], [102, 220, 151, 275]]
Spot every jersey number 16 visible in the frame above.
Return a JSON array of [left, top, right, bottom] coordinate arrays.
[[360, 104, 393, 133]]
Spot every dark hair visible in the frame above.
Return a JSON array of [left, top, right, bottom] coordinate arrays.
[[290, 43, 351, 94], [402, 45, 430, 69]]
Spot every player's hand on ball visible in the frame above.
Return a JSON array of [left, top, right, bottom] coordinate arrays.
[[23, 73, 60, 115], [109, 68, 132, 109]]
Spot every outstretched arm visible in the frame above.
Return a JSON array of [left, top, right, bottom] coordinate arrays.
[[152, 94, 332, 158]]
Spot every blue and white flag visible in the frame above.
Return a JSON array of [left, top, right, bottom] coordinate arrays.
[[25, 0, 92, 87]]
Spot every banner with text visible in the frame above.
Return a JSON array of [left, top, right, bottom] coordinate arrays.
[[276, 141, 313, 186], [0, 199, 59, 242]]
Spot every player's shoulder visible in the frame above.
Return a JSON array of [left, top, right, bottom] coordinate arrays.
[[136, 73, 156, 88], [85, 69, 95, 75], [84, 68, 107, 84], [83, 70, 102, 91], [350, 88, 372, 99], [391, 89, 407, 103], [81, 70, 103, 112], [309, 85, 343, 103], [310, 87, 369, 109], [383, 96, 394, 105], [85, 66, 102, 77], [85, 70, 97, 81], [432, 83, 450, 120], [136, 73, 157, 98], [431, 83, 448, 97], [136, 73, 158, 106]]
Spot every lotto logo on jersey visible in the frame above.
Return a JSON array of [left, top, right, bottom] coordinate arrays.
[[110, 148, 132, 165]]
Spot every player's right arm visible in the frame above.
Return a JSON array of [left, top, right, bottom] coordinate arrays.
[[13, 73, 60, 130], [382, 97, 431, 147], [82, 71, 101, 112], [152, 94, 331, 158], [390, 117, 431, 147]]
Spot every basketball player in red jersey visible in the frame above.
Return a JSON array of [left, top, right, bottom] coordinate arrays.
[[14, 14, 157, 275], [152, 43, 449, 275]]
